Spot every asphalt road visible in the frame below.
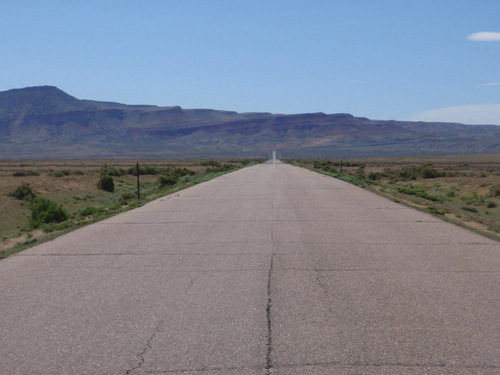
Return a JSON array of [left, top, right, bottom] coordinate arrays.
[[0, 162, 499, 374]]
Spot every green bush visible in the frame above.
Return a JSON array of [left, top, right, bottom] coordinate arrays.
[[97, 175, 115, 192], [119, 193, 136, 203], [158, 174, 178, 187], [12, 170, 40, 177], [368, 171, 381, 180], [461, 192, 485, 206], [207, 164, 236, 173], [178, 175, 194, 184], [399, 165, 444, 180], [490, 186, 500, 198], [395, 185, 442, 202], [201, 160, 221, 167], [170, 167, 195, 177], [157, 167, 195, 187], [79, 206, 100, 217], [356, 167, 366, 177], [127, 165, 160, 176], [487, 201, 497, 208], [461, 206, 478, 213], [8, 182, 36, 201], [421, 167, 444, 179], [52, 170, 71, 177], [30, 197, 68, 228], [100, 164, 127, 177]]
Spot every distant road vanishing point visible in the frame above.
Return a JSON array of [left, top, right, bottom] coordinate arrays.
[[0, 162, 499, 374]]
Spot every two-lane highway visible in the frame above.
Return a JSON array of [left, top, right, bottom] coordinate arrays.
[[0, 162, 499, 374]]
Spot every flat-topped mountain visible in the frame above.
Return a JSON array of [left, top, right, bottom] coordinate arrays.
[[1, 86, 499, 158]]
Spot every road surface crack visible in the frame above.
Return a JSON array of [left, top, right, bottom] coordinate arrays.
[[126, 320, 164, 374], [266, 185, 279, 374], [265, 254, 274, 374], [184, 275, 200, 293]]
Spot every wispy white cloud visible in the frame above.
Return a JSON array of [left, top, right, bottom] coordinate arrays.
[[409, 104, 500, 125], [482, 82, 500, 86], [467, 32, 500, 41]]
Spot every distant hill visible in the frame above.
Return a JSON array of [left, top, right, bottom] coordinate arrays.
[[1, 86, 499, 158]]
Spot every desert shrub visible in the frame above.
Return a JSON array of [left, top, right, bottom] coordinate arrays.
[[99, 164, 127, 177], [30, 197, 68, 228], [201, 160, 221, 168], [174, 167, 195, 177], [52, 170, 72, 177], [395, 185, 442, 202], [487, 201, 497, 208], [461, 192, 485, 206], [79, 207, 99, 217], [127, 164, 194, 176], [399, 167, 419, 180], [79, 206, 107, 217], [489, 186, 500, 198], [12, 170, 40, 177], [355, 167, 366, 177], [421, 166, 444, 179], [97, 175, 115, 192], [336, 173, 369, 188], [119, 193, 136, 203], [8, 182, 36, 201], [461, 206, 478, 213], [368, 172, 382, 181], [227, 159, 254, 165], [345, 161, 365, 167], [399, 165, 444, 180], [208, 164, 236, 173], [158, 174, 178, 187], [178, 175, 194, 184], [127, 165, 160, 175], [313, 160, 337, 173], [158, 167, 195, 187], [142, 165, 160, 175]]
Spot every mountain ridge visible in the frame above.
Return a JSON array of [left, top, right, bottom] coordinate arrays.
[[1, 86, 499, 158]]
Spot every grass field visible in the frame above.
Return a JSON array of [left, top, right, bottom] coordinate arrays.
[[0, 159, 262, 258], [288, 154, 500, 241]]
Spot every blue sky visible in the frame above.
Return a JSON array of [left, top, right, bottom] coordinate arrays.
[[2, 0, 500, 124]]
